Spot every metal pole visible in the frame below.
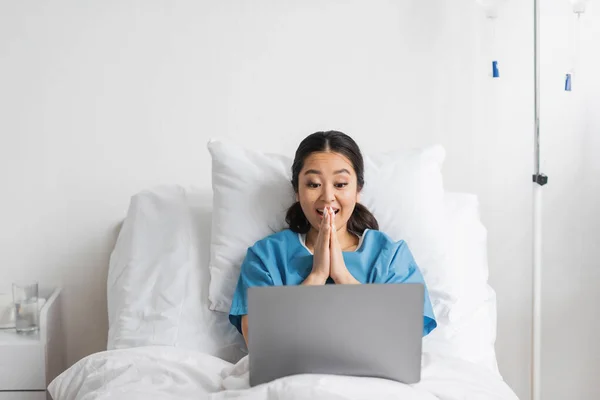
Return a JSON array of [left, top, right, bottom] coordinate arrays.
[[534, 0, 541, 176], [532, 0, 546, 399]]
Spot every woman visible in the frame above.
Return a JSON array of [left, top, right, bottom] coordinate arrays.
[[229, 131, 437, 343]]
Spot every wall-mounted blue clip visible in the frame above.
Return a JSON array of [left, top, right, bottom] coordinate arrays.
[[565, 73, 572, 91], [492, 61, 500, 78]]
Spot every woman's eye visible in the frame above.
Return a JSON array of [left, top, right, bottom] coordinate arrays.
[[335, 183, 349, 188], [306, 182, 320, 188]]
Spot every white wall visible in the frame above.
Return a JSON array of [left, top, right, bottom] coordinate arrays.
[[431, 3, 533, 399], [540, 1, 600, 399], [0, 1, 536, 398]]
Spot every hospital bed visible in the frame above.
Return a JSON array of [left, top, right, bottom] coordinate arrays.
[[47, 181, 519, 400]]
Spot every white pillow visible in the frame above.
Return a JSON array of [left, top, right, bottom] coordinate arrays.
[[423, 192, 499, 375], [107, 185, 245, 363], [207, 139, 452, 313]]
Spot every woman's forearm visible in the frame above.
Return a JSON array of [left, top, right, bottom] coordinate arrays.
[[301, 272, 328, 285], [302, 271, 360, 285], [331, 270, 360, 285], [241, 315, 249, 347]]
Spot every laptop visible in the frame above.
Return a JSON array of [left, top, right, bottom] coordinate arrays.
[[247, 283, 424, 386]]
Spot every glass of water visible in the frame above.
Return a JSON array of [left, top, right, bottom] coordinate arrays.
[[12, 281, 39, 334]]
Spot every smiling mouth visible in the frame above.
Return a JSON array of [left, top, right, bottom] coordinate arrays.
[[316, 208, 340, 216]]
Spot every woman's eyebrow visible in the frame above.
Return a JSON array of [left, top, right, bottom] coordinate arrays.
[[303, 169, 350, 175], [334, 169, 350, 175]]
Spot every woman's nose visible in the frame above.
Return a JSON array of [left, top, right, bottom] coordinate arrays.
[[321, 187, 335, 202]]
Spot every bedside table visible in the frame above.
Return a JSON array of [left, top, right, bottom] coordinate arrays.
[[0, 287, 65, 400]]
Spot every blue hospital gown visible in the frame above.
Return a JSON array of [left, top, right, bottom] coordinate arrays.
[[229, 229, 437, 337]]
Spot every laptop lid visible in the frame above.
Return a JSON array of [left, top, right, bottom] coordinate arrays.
[[248, 283, 424, 386]]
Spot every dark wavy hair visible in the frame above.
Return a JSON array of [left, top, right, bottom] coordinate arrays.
[[285, 130, 379, 235]]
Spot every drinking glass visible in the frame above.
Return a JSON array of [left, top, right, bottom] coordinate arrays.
[[12, 281, 39, 334]]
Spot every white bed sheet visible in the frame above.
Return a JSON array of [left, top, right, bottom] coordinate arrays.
[[48, 346, 518, 400]]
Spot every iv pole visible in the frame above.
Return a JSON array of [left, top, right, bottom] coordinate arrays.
[[532, 1, 548, 400], [533, 2, 590, 399]]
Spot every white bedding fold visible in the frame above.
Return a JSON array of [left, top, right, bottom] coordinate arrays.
[[48, 347, 518, 400]]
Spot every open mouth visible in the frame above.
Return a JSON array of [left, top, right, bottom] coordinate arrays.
[[316, 208, 340, 216]]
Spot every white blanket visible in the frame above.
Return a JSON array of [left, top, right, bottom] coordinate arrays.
[[48, 346, 518, 400]]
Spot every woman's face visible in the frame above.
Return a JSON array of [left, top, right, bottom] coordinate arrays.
[[297, 151, 360, 233]]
